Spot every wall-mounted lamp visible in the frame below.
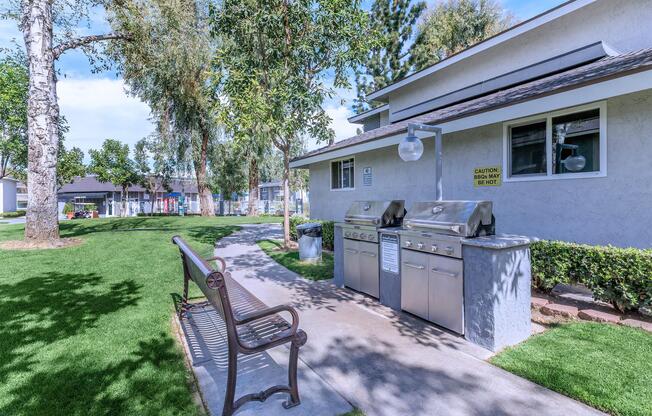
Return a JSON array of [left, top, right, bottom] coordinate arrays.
[[398, 123, 443, 200]]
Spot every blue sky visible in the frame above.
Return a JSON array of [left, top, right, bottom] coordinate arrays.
[[0, 0, 566, 155]]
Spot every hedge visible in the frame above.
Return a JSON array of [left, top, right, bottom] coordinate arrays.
[[288, 215, 334, 250], [531, 240, 652, 312], [0, 210, 26, 218]]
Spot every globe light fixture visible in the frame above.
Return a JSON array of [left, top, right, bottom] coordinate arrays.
[[398, 133, 424, 161], [562, 154, 587, 172], [399, 123, 444, 200]]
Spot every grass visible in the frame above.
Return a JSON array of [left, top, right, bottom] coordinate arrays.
[[340, 410, 365, 416], [257, 239, 334, 281], [491, 322, 652, 416], [0, 215, 281, 416]]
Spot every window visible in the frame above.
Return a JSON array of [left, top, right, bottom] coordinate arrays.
[[504, 103, 606, 181], [331, 158, 355, 190]]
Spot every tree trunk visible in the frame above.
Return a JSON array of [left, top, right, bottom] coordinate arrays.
[[122, 186, 128, 217], [195, 128, 215, 216], [23, 1, 60, 241], [282, 145, 291, 247], [150, 191, 156, 216], [247, 158, 259, 216]]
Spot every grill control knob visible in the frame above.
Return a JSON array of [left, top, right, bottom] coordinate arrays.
[[345, 232, 351, 237], [360, 233, 366, 239], [445, 246, 454, 255], [417, 242, 424, 249], [431, 245, 438, 252], [368, 234, 375, 241], [405, 241, 412, 247], [352, 233, 359, 239]]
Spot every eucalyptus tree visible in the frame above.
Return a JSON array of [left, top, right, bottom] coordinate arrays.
[[410, 0, 513, 71], [354, 0, 425, 113], [0, 55, 28, 180], [212, 0, 372, 246], [108, 0, 217, 216], [212, 140, 247, 215], [2, 1, 130, 241]]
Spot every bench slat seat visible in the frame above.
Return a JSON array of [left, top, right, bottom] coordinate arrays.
[[172, 236, 307, 416]]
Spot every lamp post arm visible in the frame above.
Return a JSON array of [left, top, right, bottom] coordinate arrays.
[[406, 123, 443, 201]]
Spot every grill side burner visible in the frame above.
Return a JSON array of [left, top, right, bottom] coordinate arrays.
[[399, 200, 495, 335], [339, 200, 405, 298]]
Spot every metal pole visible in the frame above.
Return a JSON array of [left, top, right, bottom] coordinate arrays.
[[435, 128, 442, 201], [406, 123, 443, 201]]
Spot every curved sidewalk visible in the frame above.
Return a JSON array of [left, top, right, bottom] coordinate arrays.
[[207, 223, 604, 416]]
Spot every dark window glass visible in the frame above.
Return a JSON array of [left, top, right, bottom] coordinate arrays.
[[331, 160, 342, 189], [331, 159, 354, 189], [510, 121, 547, 176], [552, 109, 600, 174]]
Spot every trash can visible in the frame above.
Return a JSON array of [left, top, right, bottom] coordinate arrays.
[[296, 222, 322, 263]]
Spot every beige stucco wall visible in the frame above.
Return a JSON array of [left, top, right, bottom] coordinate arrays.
[[388, 0, 652, 117], [308, 90, 652, 248]]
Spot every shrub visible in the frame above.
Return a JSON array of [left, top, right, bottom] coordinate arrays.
[[531, 240, 652, 312], [0, 210, 26, 218], [287, 215, 334, 250], [62, 202, 74, 214]]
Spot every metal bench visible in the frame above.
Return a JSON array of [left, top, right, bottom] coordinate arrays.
[[172, 236, 308, 416]]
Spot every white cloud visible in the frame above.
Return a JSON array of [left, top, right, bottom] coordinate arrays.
[[57, 78, 154, 156]]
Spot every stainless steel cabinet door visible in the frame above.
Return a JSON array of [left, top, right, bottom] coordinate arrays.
[[428, 255, 464, 334], [358, 241, 379, 298], [343, 238, 360, 291], [400, 249, 429, 320]]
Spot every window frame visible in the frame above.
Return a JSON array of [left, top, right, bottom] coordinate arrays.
[[330, 156, 356, 191], [503, 101, 607, 182]]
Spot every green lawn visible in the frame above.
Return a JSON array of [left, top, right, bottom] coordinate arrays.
[[0, 216, 281, 416], [491, 322, 652, 416], [258, 239, 334, 280]]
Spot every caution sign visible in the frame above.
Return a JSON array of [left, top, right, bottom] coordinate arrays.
[[474, 166, 502, 187]]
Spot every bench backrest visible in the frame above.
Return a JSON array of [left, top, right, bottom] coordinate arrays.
[[172, 236, 238, 335]]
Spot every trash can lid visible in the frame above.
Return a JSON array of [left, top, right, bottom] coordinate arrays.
[[297, 222, 322, 230]]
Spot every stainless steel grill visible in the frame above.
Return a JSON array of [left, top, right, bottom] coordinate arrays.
[[398, 200, 495, 335], [339, 200, 405, 298]]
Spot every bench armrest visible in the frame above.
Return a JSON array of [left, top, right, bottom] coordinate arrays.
[[204, 255, 226, 272], [235, 304, 300, 334]]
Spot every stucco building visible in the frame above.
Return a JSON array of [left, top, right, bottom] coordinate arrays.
[[291, 0, 652, 248]]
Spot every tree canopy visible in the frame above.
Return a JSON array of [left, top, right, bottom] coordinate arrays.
[[88, 139, 138, 217], [0, 55, 28, 179], [354, 0, 425, 113], [211, 0, 372, 245], [410, 0, 513, 71]]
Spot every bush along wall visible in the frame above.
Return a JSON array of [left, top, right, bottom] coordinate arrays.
[[288, 215, 334, 250], [531, 240, 652, 312]]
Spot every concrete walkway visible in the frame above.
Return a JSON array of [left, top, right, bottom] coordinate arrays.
[[185, 224, 605, 416]]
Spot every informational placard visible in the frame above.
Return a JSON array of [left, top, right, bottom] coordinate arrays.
[[473, 166, 502, 187], [363, 166, 372, 186], [380, 233, 399, 274]]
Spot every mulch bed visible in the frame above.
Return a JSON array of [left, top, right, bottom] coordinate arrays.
[[0, 237, 84, 250]]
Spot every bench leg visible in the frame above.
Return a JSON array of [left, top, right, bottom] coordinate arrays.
[[222, 349, 238, 416], [283, 331, 307, 409]]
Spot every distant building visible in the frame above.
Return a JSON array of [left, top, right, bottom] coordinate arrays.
[[0, 178, 18, 213], [256, 181, 308, 215], [58, 175, 204, 217], [16, 182, 27, 210]]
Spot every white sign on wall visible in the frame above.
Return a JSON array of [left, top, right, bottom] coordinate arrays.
[[363, 167, 372, 186]]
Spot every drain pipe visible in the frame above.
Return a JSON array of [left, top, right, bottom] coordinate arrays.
[[400, 123, 443, 201]]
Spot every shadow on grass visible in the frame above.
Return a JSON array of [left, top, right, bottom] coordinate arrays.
[[0, 272, 142, 384], [1, 334, 196, 416]]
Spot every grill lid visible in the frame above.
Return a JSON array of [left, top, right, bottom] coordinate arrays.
[[403, 200, 494, 237], [344, 200, 405, 227]]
